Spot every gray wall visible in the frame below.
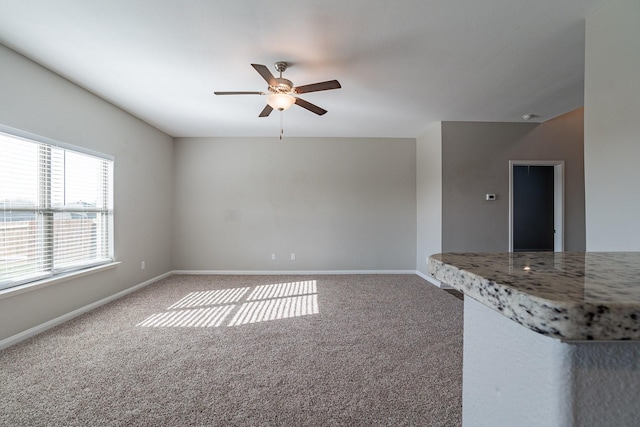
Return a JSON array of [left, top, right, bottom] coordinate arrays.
[[173, 137, 417, 271], [416, 122, 442, 275], [584, 0, 640, 250], [0, 44, 174, 342], [442, 109, 585, 252]]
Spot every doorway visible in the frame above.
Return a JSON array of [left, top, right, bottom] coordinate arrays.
[[509, 161, 564, 252]]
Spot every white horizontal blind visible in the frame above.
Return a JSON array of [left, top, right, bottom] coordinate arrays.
[[0, 135, 49, 285], [0, 131, 113, 290]]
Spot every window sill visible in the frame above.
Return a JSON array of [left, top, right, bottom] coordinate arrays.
[[0, 262, 121, 301]]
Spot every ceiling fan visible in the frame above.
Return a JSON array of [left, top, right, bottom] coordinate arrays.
[[214, 62, 341, 117]]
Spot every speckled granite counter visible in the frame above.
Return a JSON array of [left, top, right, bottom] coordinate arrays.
[[429, 252, 640, 341]]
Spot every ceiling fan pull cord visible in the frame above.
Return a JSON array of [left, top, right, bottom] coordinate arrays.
[[280, 110, 284, 141]]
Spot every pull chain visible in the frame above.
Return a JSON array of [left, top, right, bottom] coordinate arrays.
[[280, 110, 284, 141]]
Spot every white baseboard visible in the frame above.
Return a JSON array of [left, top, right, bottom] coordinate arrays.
[[172, 269, 417, 275], [0, 271, 172, 351], [174, 269, 451, 288], [415, 270, 450, 288]]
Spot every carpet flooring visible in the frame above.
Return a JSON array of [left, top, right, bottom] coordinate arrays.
[[0, 274, 463, 426]]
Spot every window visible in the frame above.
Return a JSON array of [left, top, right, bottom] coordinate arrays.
[[0, 128, 113, 290]]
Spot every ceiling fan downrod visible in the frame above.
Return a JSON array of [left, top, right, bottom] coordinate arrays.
[[274, 61, 288, 78]]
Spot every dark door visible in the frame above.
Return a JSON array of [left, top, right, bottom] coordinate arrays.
[[513, 165, 554, 252]]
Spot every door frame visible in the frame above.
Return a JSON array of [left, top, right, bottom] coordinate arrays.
[[509, 160, 565, 252]]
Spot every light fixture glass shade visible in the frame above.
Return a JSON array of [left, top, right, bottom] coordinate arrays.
[[267, 93, 295, 111]]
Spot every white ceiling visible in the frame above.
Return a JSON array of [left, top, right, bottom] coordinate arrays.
[[0, 0, 605, 138]]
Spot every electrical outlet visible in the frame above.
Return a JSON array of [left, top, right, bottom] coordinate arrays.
[[290, 253, 296, 261], [141, 261, 145, 270], [271, 253, 276, 260]]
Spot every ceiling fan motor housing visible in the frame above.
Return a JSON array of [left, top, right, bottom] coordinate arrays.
[[271, 78, 293, 94]]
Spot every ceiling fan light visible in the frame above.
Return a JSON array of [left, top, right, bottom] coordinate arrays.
[[267, 93, 295, 111]]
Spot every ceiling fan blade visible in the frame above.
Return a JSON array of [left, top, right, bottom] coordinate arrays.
[[214, 91, 264, 95], [259, 105, 273, 117], [251, 64, 278, 86], [294, 97, 327, 116], [294, 80, 341, 94]]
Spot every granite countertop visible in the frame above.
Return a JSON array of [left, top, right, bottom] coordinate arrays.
[[429, 252, 640, 341]]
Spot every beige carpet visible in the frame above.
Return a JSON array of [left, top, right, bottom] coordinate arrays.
[[0, 274, 463, 426]]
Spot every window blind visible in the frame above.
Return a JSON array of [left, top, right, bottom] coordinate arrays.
[[0, 130, 113, 290]]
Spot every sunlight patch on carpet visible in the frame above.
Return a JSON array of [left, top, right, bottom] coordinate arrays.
[[137, 280, 319, 328], [167, 287, 250, 309], [136, 305, 234, 328], [228, 294, 319, 326], [248, 280, 316, 300]]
